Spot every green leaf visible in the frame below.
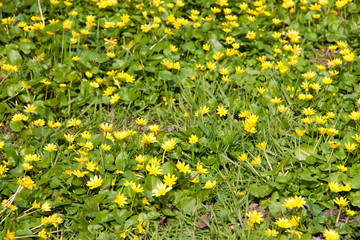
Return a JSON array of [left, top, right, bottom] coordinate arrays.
[[208, 39, 224, 52], [159, 70, 174, 81], [182, 41, 196, 53], [19, 42, 36, 54], [348, 191, 360, 207], [174, 191, 197, 215], [88, 224, 104, 233], [147, 211, 161, 219], [260, 192, 282, 216], [249, 184, 273, 198], [7, 49, 23, 66], [115, 152, 129, 170], [144, 175, 161, 192], [305, 198, 322, 217], [343, 73, 357, 86], [114, 209, 133, 224], [163, 208, 177, 217], [9, 121, 23, 132], [294, 145, 315, 161], [344, 175, 360, 189]]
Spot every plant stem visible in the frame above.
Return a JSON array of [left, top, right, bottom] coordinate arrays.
[[181, 173, 199, 190], [336, 206, 342, 225]]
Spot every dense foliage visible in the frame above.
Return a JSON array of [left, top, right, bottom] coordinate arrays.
[[1, 0, 360, 239]]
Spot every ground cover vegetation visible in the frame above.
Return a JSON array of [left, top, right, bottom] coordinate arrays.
[[0, 0, 360, 239]]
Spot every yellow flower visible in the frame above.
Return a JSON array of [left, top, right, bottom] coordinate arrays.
[[137, 219, 146, 234], [282, 196, 306, 209], [246, 210, 263, 229], [286, 229, 302, 238], [41, 202, 52, 212], [141, 133, 157, 145], [2, 17, 14, 25], [206, 61, 216, 71], [251, 156, 261, 166], [275, 218, 292, 228], [114, 192, 128, 207], [216, 106, 228, 117], [256, 142, 267, 150], [38, 229, 49, 239], [73, 170, 89, 178], [346, 209, 356, 216], [246, 31, 256, 40], [169, 44, 178, 52], [120, 231, 127, 239], [265, 229, 278, 237], [0, 164, 8, 175], [302, 71, 316, 80], [323, 229, 340, 240], [329, 141, 341, 148], [152, 183, 172, 197], [90, 82, 99, 88], [328, 182, 342, 193], [17, 176, 36, 189], [24, 104, 36, 113], [142, 198, 150, 205], [334, 197, 349, 207], [188, 134, 199, 144], [195, 106, 210, 116], [303, 107, 316, 116], [63, 19, 73, 29], [348, 111, 360, 121], [12, 113, 26, 122], [337, 165, 347, 172], [44, 143, 57, 152], [86, 161, 98, 172], [48, 120, 61, 128], [33, 200, 41, 209], [235, 66, 246, 74], [271, 97, 283, 104], [141, 24, 151, 33], [163, 173, 178, 187], [4, 230, 15, 240], [161, 138, 177, 151], [64, 134, 76, 143], [113, 131, 128, 141], [196, 163, 208, 174], [256, 87, 266, 95], [272, 32, 282, 38], [323, 76, 333, 85], [295, 129, 306, 137], [22, 163, 33, 171], [203, 43, 210, 51], [131, 183, 144, 193], [203, 180, 217, 189], [32, 119, 45, 127], [148, 124, 160, 132], [86, 175, 103, 189], [176, 161, 191, 174], [344, 142, 357, 152], [272, 18, 281, 24], [146, 164, 163, 176], [213, 52, 224, 60], [24, 154, 41, 162], [67, 118, 81, 127], [237, 153, 248, 161], [135, 118, 148, 125], [342, 184, 351, 191], [71, 56, 80, 61], [103, 86, 115, 96], [101, 143, 111, 152]]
